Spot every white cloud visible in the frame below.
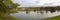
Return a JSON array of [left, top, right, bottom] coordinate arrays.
[[12, 0, 60, 7]]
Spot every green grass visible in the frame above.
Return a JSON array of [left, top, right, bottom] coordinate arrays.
[[0, 13, 20, 20], [9, 16, 20, 20], [0, 16, 20, 20], [43, 16, 60, 20]]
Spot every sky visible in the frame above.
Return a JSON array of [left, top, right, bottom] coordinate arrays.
[[12, 0, 60, 7]]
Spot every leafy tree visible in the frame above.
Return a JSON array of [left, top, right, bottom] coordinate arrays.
[[0, 0, 20, 20]]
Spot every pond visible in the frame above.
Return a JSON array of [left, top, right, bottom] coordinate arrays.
[[10, 11, 60, 20]]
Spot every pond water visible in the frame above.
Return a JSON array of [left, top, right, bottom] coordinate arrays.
[[10, 11, 60, 20]]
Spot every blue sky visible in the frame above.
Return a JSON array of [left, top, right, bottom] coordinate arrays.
[[12, 0, 60, 7]]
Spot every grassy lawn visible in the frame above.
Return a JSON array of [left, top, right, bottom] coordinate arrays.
[[9, 16, 20, 20], [0, 16, 20, 20], [43, 16, 60, 20]]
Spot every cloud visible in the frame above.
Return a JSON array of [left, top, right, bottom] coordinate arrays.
[[12, 0, 60, 7]]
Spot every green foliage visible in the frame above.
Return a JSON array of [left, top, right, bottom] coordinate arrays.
[[50, 7, 56, 13], [0, 0, 20, 13], [0, 1, 9, 13], [0, 0, 20, 20]]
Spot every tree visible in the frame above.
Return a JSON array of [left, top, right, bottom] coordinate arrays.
[[12, 3, 20, 10], [50, 7, 56, 13], [56, 6, 60, 12], [0, 0, 20, 20]]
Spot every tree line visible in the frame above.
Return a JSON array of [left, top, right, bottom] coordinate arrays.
[[29, 6, 60, 13]]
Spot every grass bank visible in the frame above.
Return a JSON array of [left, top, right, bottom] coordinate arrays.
[[43, 16, 60, 20]]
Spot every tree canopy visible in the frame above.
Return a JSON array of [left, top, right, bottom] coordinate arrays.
[[0, 0, 20, 20]]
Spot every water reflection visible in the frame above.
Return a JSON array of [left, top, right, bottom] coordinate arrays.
[[10, 11, 60, 20]]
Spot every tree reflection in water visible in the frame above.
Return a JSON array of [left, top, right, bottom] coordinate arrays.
[[50, 7, 56, 13], [40, 11, 43, 14], [25, 11, 29, 14], [25, 6, 60, 14]]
